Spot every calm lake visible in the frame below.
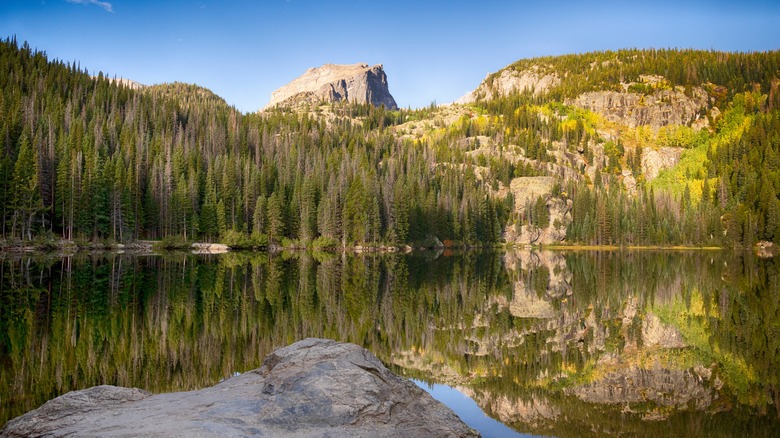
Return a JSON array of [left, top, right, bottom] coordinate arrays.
[[1, 250, 778, 436]]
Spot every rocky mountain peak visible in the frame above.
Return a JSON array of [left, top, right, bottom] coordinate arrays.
[[262, 62, 397, 111]]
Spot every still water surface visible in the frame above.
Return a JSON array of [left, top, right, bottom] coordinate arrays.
[[1, 250, 778, 436]]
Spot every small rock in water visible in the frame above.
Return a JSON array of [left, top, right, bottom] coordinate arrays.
[[755, 241, 779, 259]]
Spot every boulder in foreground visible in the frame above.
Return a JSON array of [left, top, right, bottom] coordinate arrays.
[[1, 338, 477, 437]]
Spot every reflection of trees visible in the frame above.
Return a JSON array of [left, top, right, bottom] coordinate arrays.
[[411, 250, 780, 436], [709, 256, 780, 415], [0, 251, 509, 424], [0, 251, 778, 434]]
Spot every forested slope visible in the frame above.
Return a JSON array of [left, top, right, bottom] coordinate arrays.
[[0, 38, 506, 247], [462, 48, 780, 247], [1, 39, 779, 249]]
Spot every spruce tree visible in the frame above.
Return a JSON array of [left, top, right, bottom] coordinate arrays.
[[11, 131, 42, 239]]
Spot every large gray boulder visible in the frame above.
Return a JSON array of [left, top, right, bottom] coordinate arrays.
[[263, 63, 398, 110], [1, 338, 477, 437]]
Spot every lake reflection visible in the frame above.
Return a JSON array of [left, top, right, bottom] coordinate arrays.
[[1, 250, 778, 436]]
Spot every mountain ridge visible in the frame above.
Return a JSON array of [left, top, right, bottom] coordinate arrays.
[[262, 62, 397, 111]]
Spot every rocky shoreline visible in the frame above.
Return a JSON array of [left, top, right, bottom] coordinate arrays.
[[0, 338, 477, 437]]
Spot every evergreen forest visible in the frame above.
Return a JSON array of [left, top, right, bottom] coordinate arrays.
[[1, 38, 779, 249]]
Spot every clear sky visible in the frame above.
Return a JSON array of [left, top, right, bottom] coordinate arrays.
[[2, 0, 779, 113]]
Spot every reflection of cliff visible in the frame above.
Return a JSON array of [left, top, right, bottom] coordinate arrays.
[[458, 388, 560, 431], [458, 381, 766, 438], [392, 251, 780, 435], [450, 251, 697, 368], [504, 250, 572, 302], [1, 251, 778, 435], [569, 366, 717, 412]]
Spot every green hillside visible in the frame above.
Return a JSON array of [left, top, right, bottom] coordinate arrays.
[[1, 38, 778, 249], [466, 48, 780, 247]]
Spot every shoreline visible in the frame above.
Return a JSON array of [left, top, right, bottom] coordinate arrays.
[[1, 238, 773, 256], [541, 244, 727, 251]]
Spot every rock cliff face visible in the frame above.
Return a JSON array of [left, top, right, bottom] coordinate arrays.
[[642, 147, 683, 182], [566, 85, 709, 131], [502, 177, 572, 245], [263, 63, 398, 110], [0, 338, 476, 438], [457, 66, 559, 104]]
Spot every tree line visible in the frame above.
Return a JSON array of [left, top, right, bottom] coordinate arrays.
[[1, 37, 778, 249], [0, 38, 508, 247]]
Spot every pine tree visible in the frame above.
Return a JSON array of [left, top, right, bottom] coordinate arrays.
[[253, 195, 267, 236], [0, 146, 13, 237], [532, 196, 550, 228], [343, 178, 369, 245], [393, 181, 409, 244], [299, 180, 317, 242], [267, 191, 284, 243], [199, 202, 218, 241], [217, 199, 227, 237], [11, 131, 42, 239]]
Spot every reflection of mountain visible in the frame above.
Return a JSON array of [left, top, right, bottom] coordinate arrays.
[[392, 251, 780, 436], [1, 251, 778, 435]]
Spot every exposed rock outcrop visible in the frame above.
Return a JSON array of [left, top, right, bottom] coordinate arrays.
[[642, 147, 683, 182], [457, 66, 560, 104], [509, 176, 557, 208], [566, 85, 709, 131], [502, 177, 571, 245], [191, 242, 231, 254], [263, 63, 398, 110], [622, 169, 638, 194], [0, 338, 477, 437]]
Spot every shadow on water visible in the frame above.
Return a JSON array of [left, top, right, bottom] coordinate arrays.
[[0, 250, 778, 436]]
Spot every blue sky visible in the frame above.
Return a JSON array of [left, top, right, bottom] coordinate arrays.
[[2, 0, 779, 112]]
